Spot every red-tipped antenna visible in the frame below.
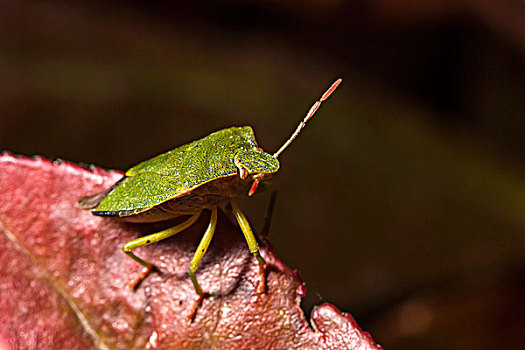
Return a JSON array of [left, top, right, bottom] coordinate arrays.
[[273, 78, 342, 158]]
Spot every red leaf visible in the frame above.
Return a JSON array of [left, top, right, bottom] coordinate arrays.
[[0, 152, 382, 350]]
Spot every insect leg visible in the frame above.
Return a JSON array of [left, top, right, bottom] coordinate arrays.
[[230, 199, 266, 293], [122, 212, 201, 288], [188, 207, 217, 321], [260, 187, 278, 244]]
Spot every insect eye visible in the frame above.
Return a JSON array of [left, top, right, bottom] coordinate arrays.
[[239, 167, 249, 179]]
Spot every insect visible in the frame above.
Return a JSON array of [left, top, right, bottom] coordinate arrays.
[[79, 78, 342, 320]]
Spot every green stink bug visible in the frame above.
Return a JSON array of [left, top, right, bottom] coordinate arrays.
[[79, 78, 342, 320]]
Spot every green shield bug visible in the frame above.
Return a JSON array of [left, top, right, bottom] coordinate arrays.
[[79, 78, 342, 320]]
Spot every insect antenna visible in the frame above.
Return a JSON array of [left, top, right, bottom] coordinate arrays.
[[248, 78, 342, 196], [273, 78, 342, 159]]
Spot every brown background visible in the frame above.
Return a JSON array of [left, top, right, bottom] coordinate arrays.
[[1, 1, 524, 349]]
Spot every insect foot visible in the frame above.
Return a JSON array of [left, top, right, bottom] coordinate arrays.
[[127, 266, 153, 289], [257, 262, 267, 294]]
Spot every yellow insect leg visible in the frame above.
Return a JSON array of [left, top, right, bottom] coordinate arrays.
[[122, 212, 201, 288], [230, 199, 266, 293], [188, 208, 218, 321]]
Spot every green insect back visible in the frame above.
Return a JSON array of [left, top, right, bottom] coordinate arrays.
[[91, 126, 279, 215]]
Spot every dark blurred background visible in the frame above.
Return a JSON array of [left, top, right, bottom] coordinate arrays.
[[1, 1, 524, 349]]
